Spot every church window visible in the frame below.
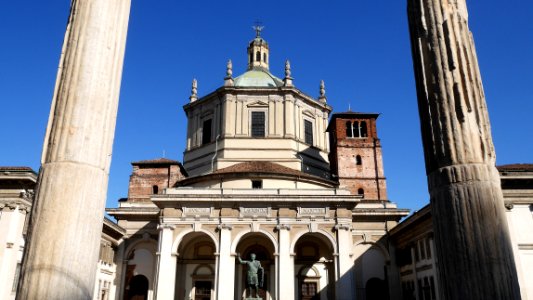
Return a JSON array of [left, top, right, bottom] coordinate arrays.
[[251, 111, 265, 137], [353, 121, 360, 137], [360, 121, 368, 137], [301, 282, 317, 299], [304, 120, 313, 145], [425, 238, 432, 259], [252, 180, 262, 189], [356, 155, 362, 165], [202, 119, 212, 145], [194, 281, 212, 299], [263, 53, 267, 63], [358, 188, 364, 196], [256, 51, 261, 62], [249, 52, 253, 64], [152, 185, 159, 194], [346, 121, 352, 137]]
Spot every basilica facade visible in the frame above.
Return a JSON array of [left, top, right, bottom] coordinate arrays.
[[107, 31, 409, 300]]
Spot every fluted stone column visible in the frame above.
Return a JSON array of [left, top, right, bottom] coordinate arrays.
[[16, 0, 131, 299], [407, 0, 521, 299]]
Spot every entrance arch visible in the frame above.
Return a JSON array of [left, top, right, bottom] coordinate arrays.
[[175, 232, 217, 300], [294, 233, 335, 300], [235, 232, 276, 300]]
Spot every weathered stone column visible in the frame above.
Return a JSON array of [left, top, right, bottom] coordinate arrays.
[[216, 224, 235, 299], [16, 0, 131, 299], [407, 0, 521, 299]]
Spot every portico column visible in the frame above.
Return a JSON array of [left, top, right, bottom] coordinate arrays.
[[216, 224, 235, 300], [334, 224, 354, 300], [407, 0, 520, 298], [16, 0, 131, 299], [277, 224, 294, 300], [155, 224, 177, 300]]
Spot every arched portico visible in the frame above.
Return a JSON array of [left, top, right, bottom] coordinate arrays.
[[293, 233, 336, 300], [174, 231, 217, 300], [234, 232, 276, 300]]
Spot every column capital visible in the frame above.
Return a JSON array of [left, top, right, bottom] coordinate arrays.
[[157, 224, 176, 231], [217, 223, 233, 231], [334, 224, 351, 231], [275, 224, 291, 231]]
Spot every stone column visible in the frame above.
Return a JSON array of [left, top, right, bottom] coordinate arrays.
[[334, 224, 354, 300], [216, 224, 235, 299], [277, 224, 294, 300], [16, 0, 131, 299], [407, 0, 521, 298], [154, 224, 177, 300]]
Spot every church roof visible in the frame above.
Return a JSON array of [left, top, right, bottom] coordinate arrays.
[[497, 164, 533, 172], [234, 68, 283, 88], [131, 158, 181, 165]]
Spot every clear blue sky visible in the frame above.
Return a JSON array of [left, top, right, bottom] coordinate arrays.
[[1, 1, 532, 213]]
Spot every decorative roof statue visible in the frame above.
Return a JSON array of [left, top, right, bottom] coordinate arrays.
[[189, 78, 198, 102], [283, 59, 293, 87], [224, 59, 234, 86], [318, 80, 327, 103]]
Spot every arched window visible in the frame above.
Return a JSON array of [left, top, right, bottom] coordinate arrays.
[[360, 121, 368, 137], [263, 53, 267, 63], [358, 188, 364, 196], [152, 185, 158, 194], [249, 52, 253, 64], [356, 155, 362, 165], [353, 121, 360, 137], [256, 51, 261, 62], [346, 121, 352, 138]]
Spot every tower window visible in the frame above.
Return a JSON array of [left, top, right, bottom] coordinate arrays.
[[353, 121, 360, 137], [256, 51, 261, 62], [202, 118, 212, 145], [346, 121, 352, 138], [304, 120, 313, 145], [356, 155, 362, 165], [152, 185, 159, 194], [251, 111, 265, 137], [358, 188, 364, 196], [263, 53, 267, 63], [360, 121, 368, 137], [252, 180, 263, 189], [249, 52, 253, 64]]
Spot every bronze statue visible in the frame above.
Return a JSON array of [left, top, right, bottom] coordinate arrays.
[[237, 252, 264, 299]]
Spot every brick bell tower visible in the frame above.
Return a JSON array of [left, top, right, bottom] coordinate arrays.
[[327, 111, 387, 199]]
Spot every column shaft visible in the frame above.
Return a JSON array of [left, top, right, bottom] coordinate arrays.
[[216, 225, 235, 299], [16, 0, 131, 298], [407, 0, 520, 298], [335, 225, 354, 300], [155, 225, 177, 300], [278, 226, 294, 300]]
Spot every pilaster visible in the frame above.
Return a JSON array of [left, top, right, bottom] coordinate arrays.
[[334, 224, 354, 300]]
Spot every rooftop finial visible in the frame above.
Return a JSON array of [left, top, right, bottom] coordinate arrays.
[[284, 59, 293, 87], [318, 80, 327, 103], [224, 59, 234, 86], [253, 21, 264, 38], [189, 78, 198, 102], [348, 103, 351, 112]]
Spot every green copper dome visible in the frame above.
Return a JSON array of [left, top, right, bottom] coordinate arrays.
[[234, 68, 283, 88]]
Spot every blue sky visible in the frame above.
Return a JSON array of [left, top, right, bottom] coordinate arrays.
[[1, 1, 532, 213]]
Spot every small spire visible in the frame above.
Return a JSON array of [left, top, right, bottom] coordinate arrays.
[[283, 59, 293, 87], [318, 80, 327, 103], [189, 78, 198, 102], [224, 59, 234, 86], [348, 103, 351, 112]]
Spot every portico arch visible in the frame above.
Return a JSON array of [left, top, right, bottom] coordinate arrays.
[[235, 232, 276, 300], [353, 242, 390, 300], [174, 231, 217, 300], [172, 228, 219, 255], [293, 233, 336, 300]]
